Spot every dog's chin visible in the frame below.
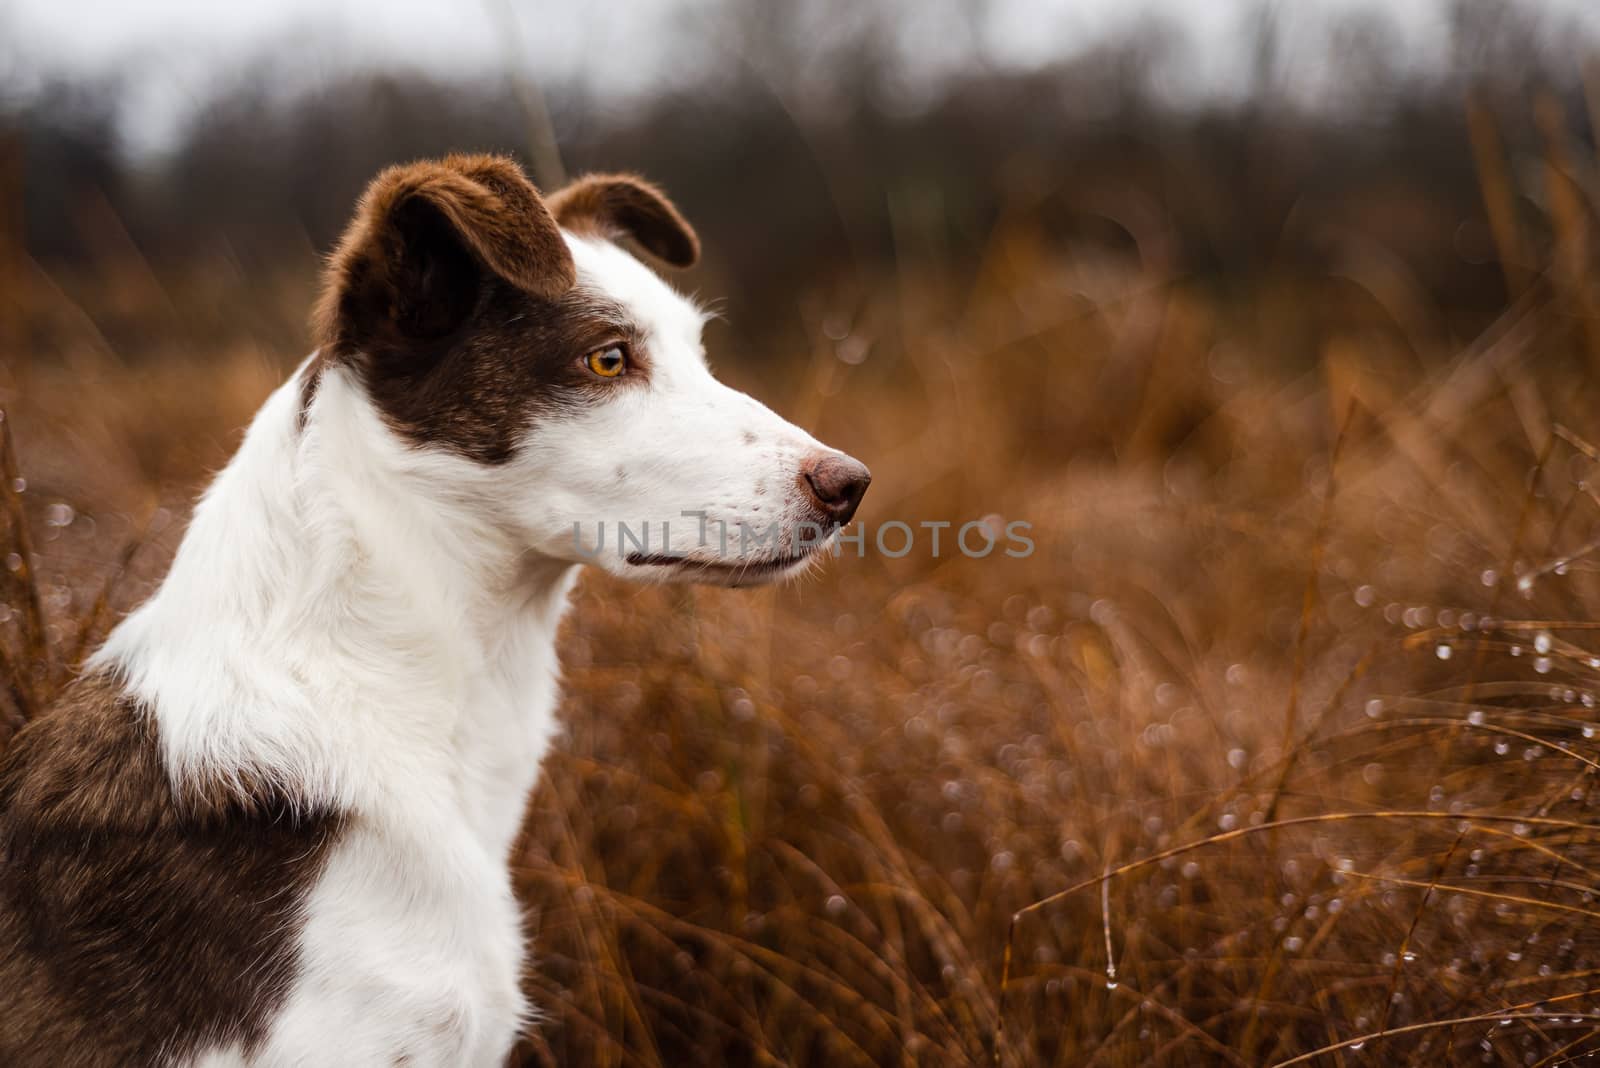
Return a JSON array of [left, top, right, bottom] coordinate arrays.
[[621, 548, 822, 588]]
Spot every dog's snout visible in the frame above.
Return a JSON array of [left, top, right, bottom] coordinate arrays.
[[801, 453, 871, 525]]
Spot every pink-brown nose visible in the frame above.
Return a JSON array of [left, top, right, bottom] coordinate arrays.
[[801, 453, 871, 525]]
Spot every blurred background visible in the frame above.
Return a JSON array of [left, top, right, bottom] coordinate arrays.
[[11, 1, 1600, 1064]]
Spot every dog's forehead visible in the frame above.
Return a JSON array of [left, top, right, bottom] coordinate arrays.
[[563, 234, 705, 348]]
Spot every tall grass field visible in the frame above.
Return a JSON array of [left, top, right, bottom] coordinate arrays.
[[10, 83, 1600, 1065]]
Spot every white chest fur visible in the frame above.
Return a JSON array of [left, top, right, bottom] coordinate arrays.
[[92, 370, 579, 1067], [189, 658, 566, 1068], [237, 820, 532, 1066]]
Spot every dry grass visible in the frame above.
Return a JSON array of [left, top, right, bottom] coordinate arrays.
[[10, 117, 1600, 1066]]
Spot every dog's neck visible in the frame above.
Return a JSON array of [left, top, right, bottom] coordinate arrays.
[[92, 362, 576, 853]]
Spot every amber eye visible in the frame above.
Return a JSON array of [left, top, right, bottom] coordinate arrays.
[[584, 345, 628, 378]]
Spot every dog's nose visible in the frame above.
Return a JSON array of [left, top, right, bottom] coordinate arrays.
[[802, 453, 871, 525]]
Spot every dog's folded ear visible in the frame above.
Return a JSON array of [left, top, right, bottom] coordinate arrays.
[[548, 174, 699, 269], [314, 154, 574, 358]]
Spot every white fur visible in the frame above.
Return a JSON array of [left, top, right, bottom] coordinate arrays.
[[90, 233, 843, 1066]]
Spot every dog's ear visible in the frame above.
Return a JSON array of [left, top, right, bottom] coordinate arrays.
[[547, 173, 699, 269], [314, 154, 575, 358]]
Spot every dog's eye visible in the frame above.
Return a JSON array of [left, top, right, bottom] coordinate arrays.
[[584, 345, 628, 379]]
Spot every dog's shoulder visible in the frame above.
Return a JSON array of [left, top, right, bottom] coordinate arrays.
[[0, 674, 345, 1067], [2, 674, 170, 832]]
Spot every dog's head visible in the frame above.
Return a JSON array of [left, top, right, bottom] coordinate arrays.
[[311, 154, 868, 586]]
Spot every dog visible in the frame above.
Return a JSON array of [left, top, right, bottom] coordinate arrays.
[[0, 154, 869, 1067]]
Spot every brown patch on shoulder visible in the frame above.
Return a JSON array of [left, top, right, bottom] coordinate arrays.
[[0, 674, 343, 1067], [547, 172, 700, 268], [311, 153, 652, 463]]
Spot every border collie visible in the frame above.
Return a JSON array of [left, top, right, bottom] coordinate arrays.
[[0, 154, 869, 1067]]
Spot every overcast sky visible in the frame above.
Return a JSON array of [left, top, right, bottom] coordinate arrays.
[[5, 0, 1599, 154]]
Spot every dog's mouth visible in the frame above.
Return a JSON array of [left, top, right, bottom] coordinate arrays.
[[625, 549, 817, 585]]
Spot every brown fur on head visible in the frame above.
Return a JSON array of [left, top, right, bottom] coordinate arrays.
[[312, 153, 575, 361], [548, 173, 700, 268], [305, 156, 703, 462]]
